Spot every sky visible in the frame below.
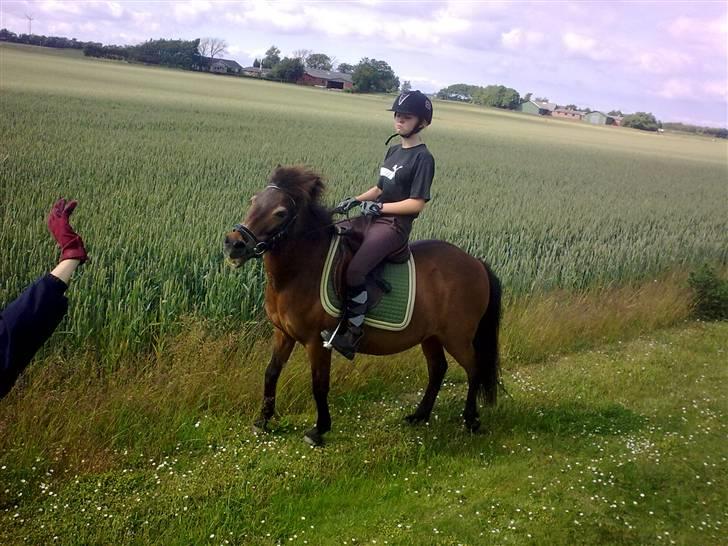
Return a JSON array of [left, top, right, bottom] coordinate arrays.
[[2, 1, 727, 127]]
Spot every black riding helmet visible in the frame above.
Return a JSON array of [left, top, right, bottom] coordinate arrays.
[[385, 90, 433, 144]]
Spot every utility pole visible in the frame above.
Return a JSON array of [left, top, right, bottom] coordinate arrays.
[[25, 14, 34, 35]]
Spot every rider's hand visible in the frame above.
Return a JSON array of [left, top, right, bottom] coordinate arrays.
[[360, 201, 382, 217], [332, 197, 360, 214], [47, 198, 88, 263]]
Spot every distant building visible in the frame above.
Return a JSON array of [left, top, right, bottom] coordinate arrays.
[[242, 66, 272, 78], [208, 58, 243, 74], [297, 67, 353, 90], [519, 100, 557, 115], [583, 111, 618, 125], [552, 107, 586, 120]]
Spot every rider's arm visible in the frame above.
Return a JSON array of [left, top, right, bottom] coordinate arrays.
[[356, 186, 382, 202], [381, 198, 426, 216]]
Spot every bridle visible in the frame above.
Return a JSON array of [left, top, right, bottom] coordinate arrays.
[[232, 184, 299, 258]]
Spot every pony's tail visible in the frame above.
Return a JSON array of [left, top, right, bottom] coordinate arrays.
[[474, 260, 502, 406]]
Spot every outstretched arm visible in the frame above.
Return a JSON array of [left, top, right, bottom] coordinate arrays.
[[0, 199, 88, 400]]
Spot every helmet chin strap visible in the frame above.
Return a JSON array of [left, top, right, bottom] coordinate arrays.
[[384, 123, 425, 145]]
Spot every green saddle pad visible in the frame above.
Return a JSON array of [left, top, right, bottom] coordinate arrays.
[[320, 235, 416, 331]]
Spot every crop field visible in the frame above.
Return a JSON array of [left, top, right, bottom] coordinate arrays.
[[1, 43, 726, 358]]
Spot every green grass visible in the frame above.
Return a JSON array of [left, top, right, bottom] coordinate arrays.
[[1, 321, 725, 545], [1, 43, 726, 360]]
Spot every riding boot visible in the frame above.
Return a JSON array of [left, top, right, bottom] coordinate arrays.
[[321, 284, 367, 361]]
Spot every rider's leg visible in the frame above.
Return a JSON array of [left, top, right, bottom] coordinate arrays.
[[327, 218, 407, 359]]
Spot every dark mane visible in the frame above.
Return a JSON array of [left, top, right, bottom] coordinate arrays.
[[269, 165, 332, 235]]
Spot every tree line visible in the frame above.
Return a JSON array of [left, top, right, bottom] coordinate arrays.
[[0, 29, 400, 93], [436, 82, 726, 136]]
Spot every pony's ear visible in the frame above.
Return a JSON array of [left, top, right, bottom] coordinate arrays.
[[308, 175, 324, 202]]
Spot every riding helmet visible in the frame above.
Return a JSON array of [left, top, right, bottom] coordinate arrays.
[[388, 90, 433, 125]]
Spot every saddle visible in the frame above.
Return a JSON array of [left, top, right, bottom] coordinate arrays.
[[333, 219, 411, 313]]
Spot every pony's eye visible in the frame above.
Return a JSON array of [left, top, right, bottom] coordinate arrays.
[[274, 209, 288, 218]]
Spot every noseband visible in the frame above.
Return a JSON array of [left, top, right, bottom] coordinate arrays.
[[232, 185, 298, 258]]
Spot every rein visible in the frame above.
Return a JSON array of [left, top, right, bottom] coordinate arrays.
[[232, 185, 348, 258]]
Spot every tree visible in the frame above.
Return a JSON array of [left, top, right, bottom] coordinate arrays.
[[608, 109, 624, 116], [534, 96, 549, 102], [521, 92, 533, 103], [352, 58, 399, 93], [306, 53, 332, 71], [565, 104, 578, 110], [337, 63, 355, 74], [253, 58, 261, 68], [437, 83, 479, 101], [129, 38, 201, 69], [261, 45, 281, 69], [621, 111, 659, 131], [198, 37, 228, 68], [270, 57, 304, 82], [401, 80, 412, 92], [472, 85, 520, 110], [292, 49, 312, 62]]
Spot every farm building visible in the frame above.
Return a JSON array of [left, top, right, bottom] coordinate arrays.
[[208, 58, 243, 74], [519, 100, 557, 115], [552, 107, 586, 120], [583, 111, 618, 125], [297, 67, 353, 90]]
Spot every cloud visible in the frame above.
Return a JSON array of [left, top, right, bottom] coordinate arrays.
[[501, 28, 543, 49], [705, 80, 728, 101], [561, 31, 613, 61], [173, 0, 212, 23], [633, 49, 693, 75], [667, 15, 727, 49], [656, 79, 694, 99], [37, 0, 83, 16]]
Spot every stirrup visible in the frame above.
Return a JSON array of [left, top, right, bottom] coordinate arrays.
[[321, 321, 362, 361], [321, 319, 345, 350]]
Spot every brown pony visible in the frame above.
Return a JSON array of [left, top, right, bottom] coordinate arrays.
[[223, 166, 501, 446]]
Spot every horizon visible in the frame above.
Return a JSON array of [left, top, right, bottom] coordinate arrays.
[[1, 1, 726, 128]]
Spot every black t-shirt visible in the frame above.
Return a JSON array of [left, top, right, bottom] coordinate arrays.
[[375, 143, 435, 229]]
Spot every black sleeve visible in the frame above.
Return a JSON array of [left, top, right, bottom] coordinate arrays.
[[0, 274, 68, 399], [408, 152, 435, 202]]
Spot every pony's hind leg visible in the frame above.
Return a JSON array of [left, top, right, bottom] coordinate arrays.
[[253, 328, 295, 433], [443, 338, 481, 433], [405, 337, 448, 424]]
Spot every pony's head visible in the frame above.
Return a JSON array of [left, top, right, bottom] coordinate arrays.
[[223, 165, 328, 267]]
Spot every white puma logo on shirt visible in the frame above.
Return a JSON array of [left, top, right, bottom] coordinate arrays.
[[380, 164, 403, 180]]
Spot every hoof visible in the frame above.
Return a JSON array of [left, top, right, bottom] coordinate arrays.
[[303, 427, 325, 447], [404, 413, 428, 425], [252, 418, 270, 434], [465, 418, 481, 433]]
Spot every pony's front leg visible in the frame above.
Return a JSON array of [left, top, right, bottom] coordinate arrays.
[[303, 341, 332, 446], [253, 328, 295, 432]]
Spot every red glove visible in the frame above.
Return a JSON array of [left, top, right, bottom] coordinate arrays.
[[47, 198, 88, 263]]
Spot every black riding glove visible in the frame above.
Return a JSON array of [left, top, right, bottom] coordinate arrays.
[[333, 197, 360, 214], [360, 201, 382, 217]]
